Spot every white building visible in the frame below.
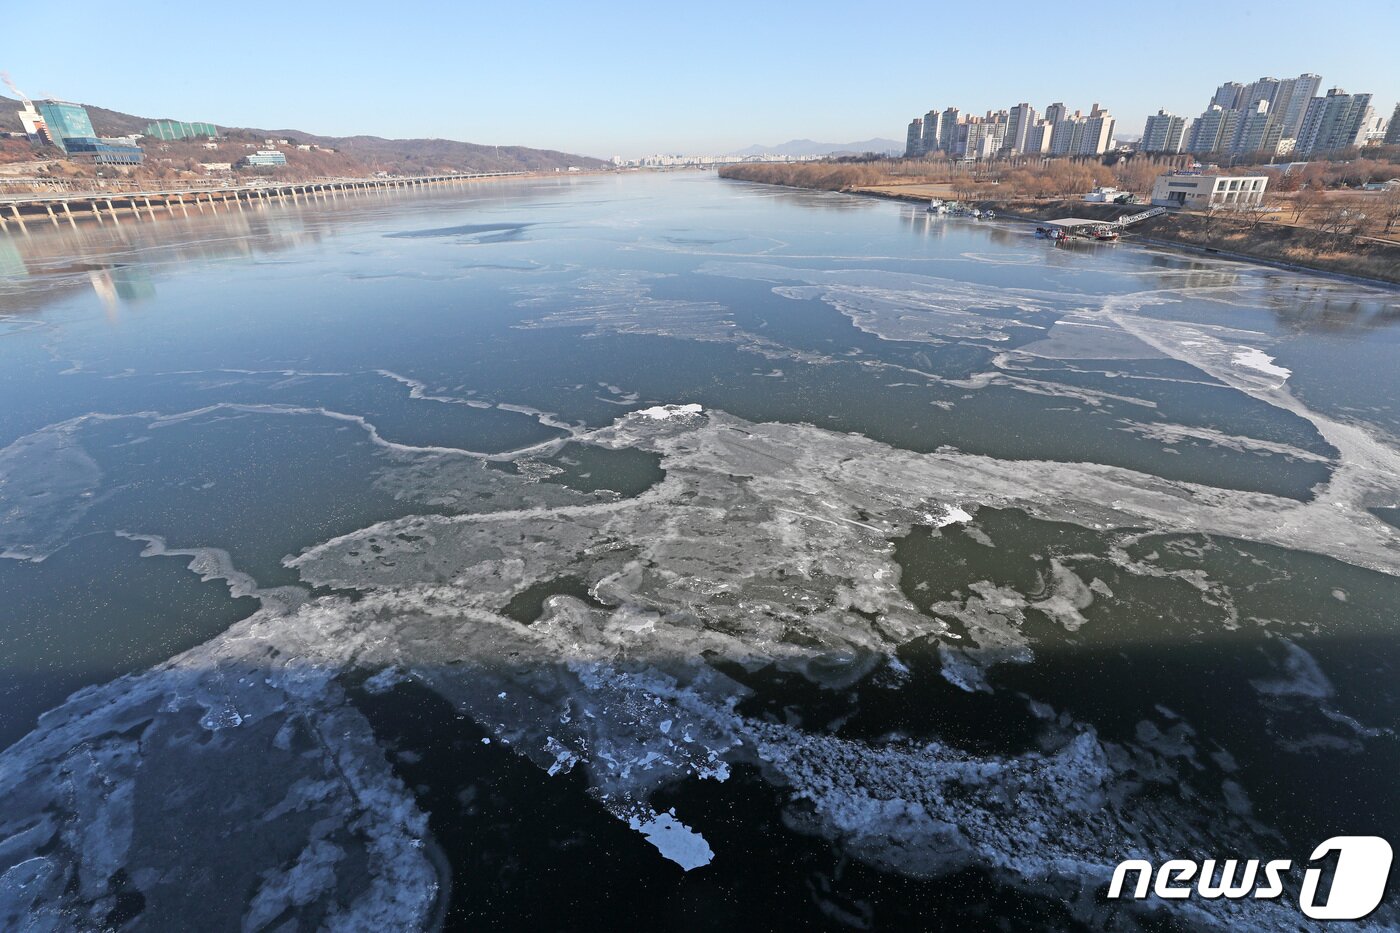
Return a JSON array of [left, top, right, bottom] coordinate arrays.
[[1151, 172, 1269, 209]]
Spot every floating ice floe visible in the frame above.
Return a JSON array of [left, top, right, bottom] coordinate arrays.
[[628, 810, 714, 871], [929, 504, 974, 528], [634, 403, 704, 420], [1230, 347, 1291, 384]]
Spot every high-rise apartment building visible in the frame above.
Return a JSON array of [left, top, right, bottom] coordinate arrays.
[[1385, 104, 1400, 146], [1048, 111, 1083, 156], [922, 109, 941, 153], [1296, 88, 1373, 156], [939, 108, 961, 153], [1076, 104, 1115, 156], [1004, 103, 1035, 155], [1211, 82, 1244, 110], [1186, 105, 1241, 154], [905, 118, 923, 158], [1232, 100, 1282, 157], [1238, 77, 1280, 111], [1023, 120, 1054, 155], [1272, 73, 1322, 139], [963, 119, 1006, 160], [1141, 110, 1188, 154]]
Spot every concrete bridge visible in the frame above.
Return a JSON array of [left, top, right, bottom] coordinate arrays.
[[0, 172, 530, 235]]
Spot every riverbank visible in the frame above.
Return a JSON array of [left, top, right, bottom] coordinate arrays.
[[983, 199, 1400, 287], [719, 166, 1400, 287]]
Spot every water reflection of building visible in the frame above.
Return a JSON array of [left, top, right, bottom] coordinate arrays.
[[0, 208, 325, 319], [0, 237, 24, 278], [87, 265, 156, 317], [903, 208, 949, 240]]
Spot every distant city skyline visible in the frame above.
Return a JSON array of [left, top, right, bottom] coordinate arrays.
[[4, 0, 1397, 158]]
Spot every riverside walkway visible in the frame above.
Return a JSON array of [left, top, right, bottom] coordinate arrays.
[[0, 172, 530, 234]]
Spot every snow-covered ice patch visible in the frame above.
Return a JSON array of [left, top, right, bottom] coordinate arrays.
[[629, 810, 714, 871], [635, 403, 704, 421], [928, 505, 974, 528], [1231, 347, 1291, 385]]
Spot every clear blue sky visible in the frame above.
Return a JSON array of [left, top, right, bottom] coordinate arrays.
[[5, 0, 1397, 158]]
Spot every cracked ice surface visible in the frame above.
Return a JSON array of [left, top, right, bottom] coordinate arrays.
[[5, 402, 1400, 927], [0, 616, 438, 930]]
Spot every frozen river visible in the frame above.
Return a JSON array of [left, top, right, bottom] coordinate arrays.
[[1, 172, 1398, 929]]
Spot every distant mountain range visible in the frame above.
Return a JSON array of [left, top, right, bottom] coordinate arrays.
[[728, 138, 903, 158], [0, 96, 607, 173]]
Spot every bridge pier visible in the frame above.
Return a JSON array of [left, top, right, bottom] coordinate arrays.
[[106, 199, 120, 226], [62, 202, 77, 229], [91, 202, 105, 225]]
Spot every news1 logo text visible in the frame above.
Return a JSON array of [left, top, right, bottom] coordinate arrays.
[[1108, 836, 1393, 920]]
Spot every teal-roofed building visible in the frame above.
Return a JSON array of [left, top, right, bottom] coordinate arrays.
[[144, 120, 219, 140], [35, 101, 96, 153]]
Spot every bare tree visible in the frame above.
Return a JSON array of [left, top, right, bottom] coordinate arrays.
[[1289, 186, 1324, 224], [1377, 185, 1400, 237], [1242, 194, 1283, 234]]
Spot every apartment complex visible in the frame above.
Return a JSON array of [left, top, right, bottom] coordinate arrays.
[[903, 100, 1114, 159], [1145, 71, 1380, 160]]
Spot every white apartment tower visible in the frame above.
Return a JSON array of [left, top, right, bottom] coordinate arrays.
[[1004, 102, 1035, 154], [922, 109, 941, 153], [1297, 88, 1374, 156], [1023, 120, 1054, 155], [1076, 104, 1116, 156], [1141, 110, 1188, 154]]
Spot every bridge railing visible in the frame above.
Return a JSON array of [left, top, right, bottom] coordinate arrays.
[[1113, 206, 1167, 228], [0, 171, 537, 203]]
